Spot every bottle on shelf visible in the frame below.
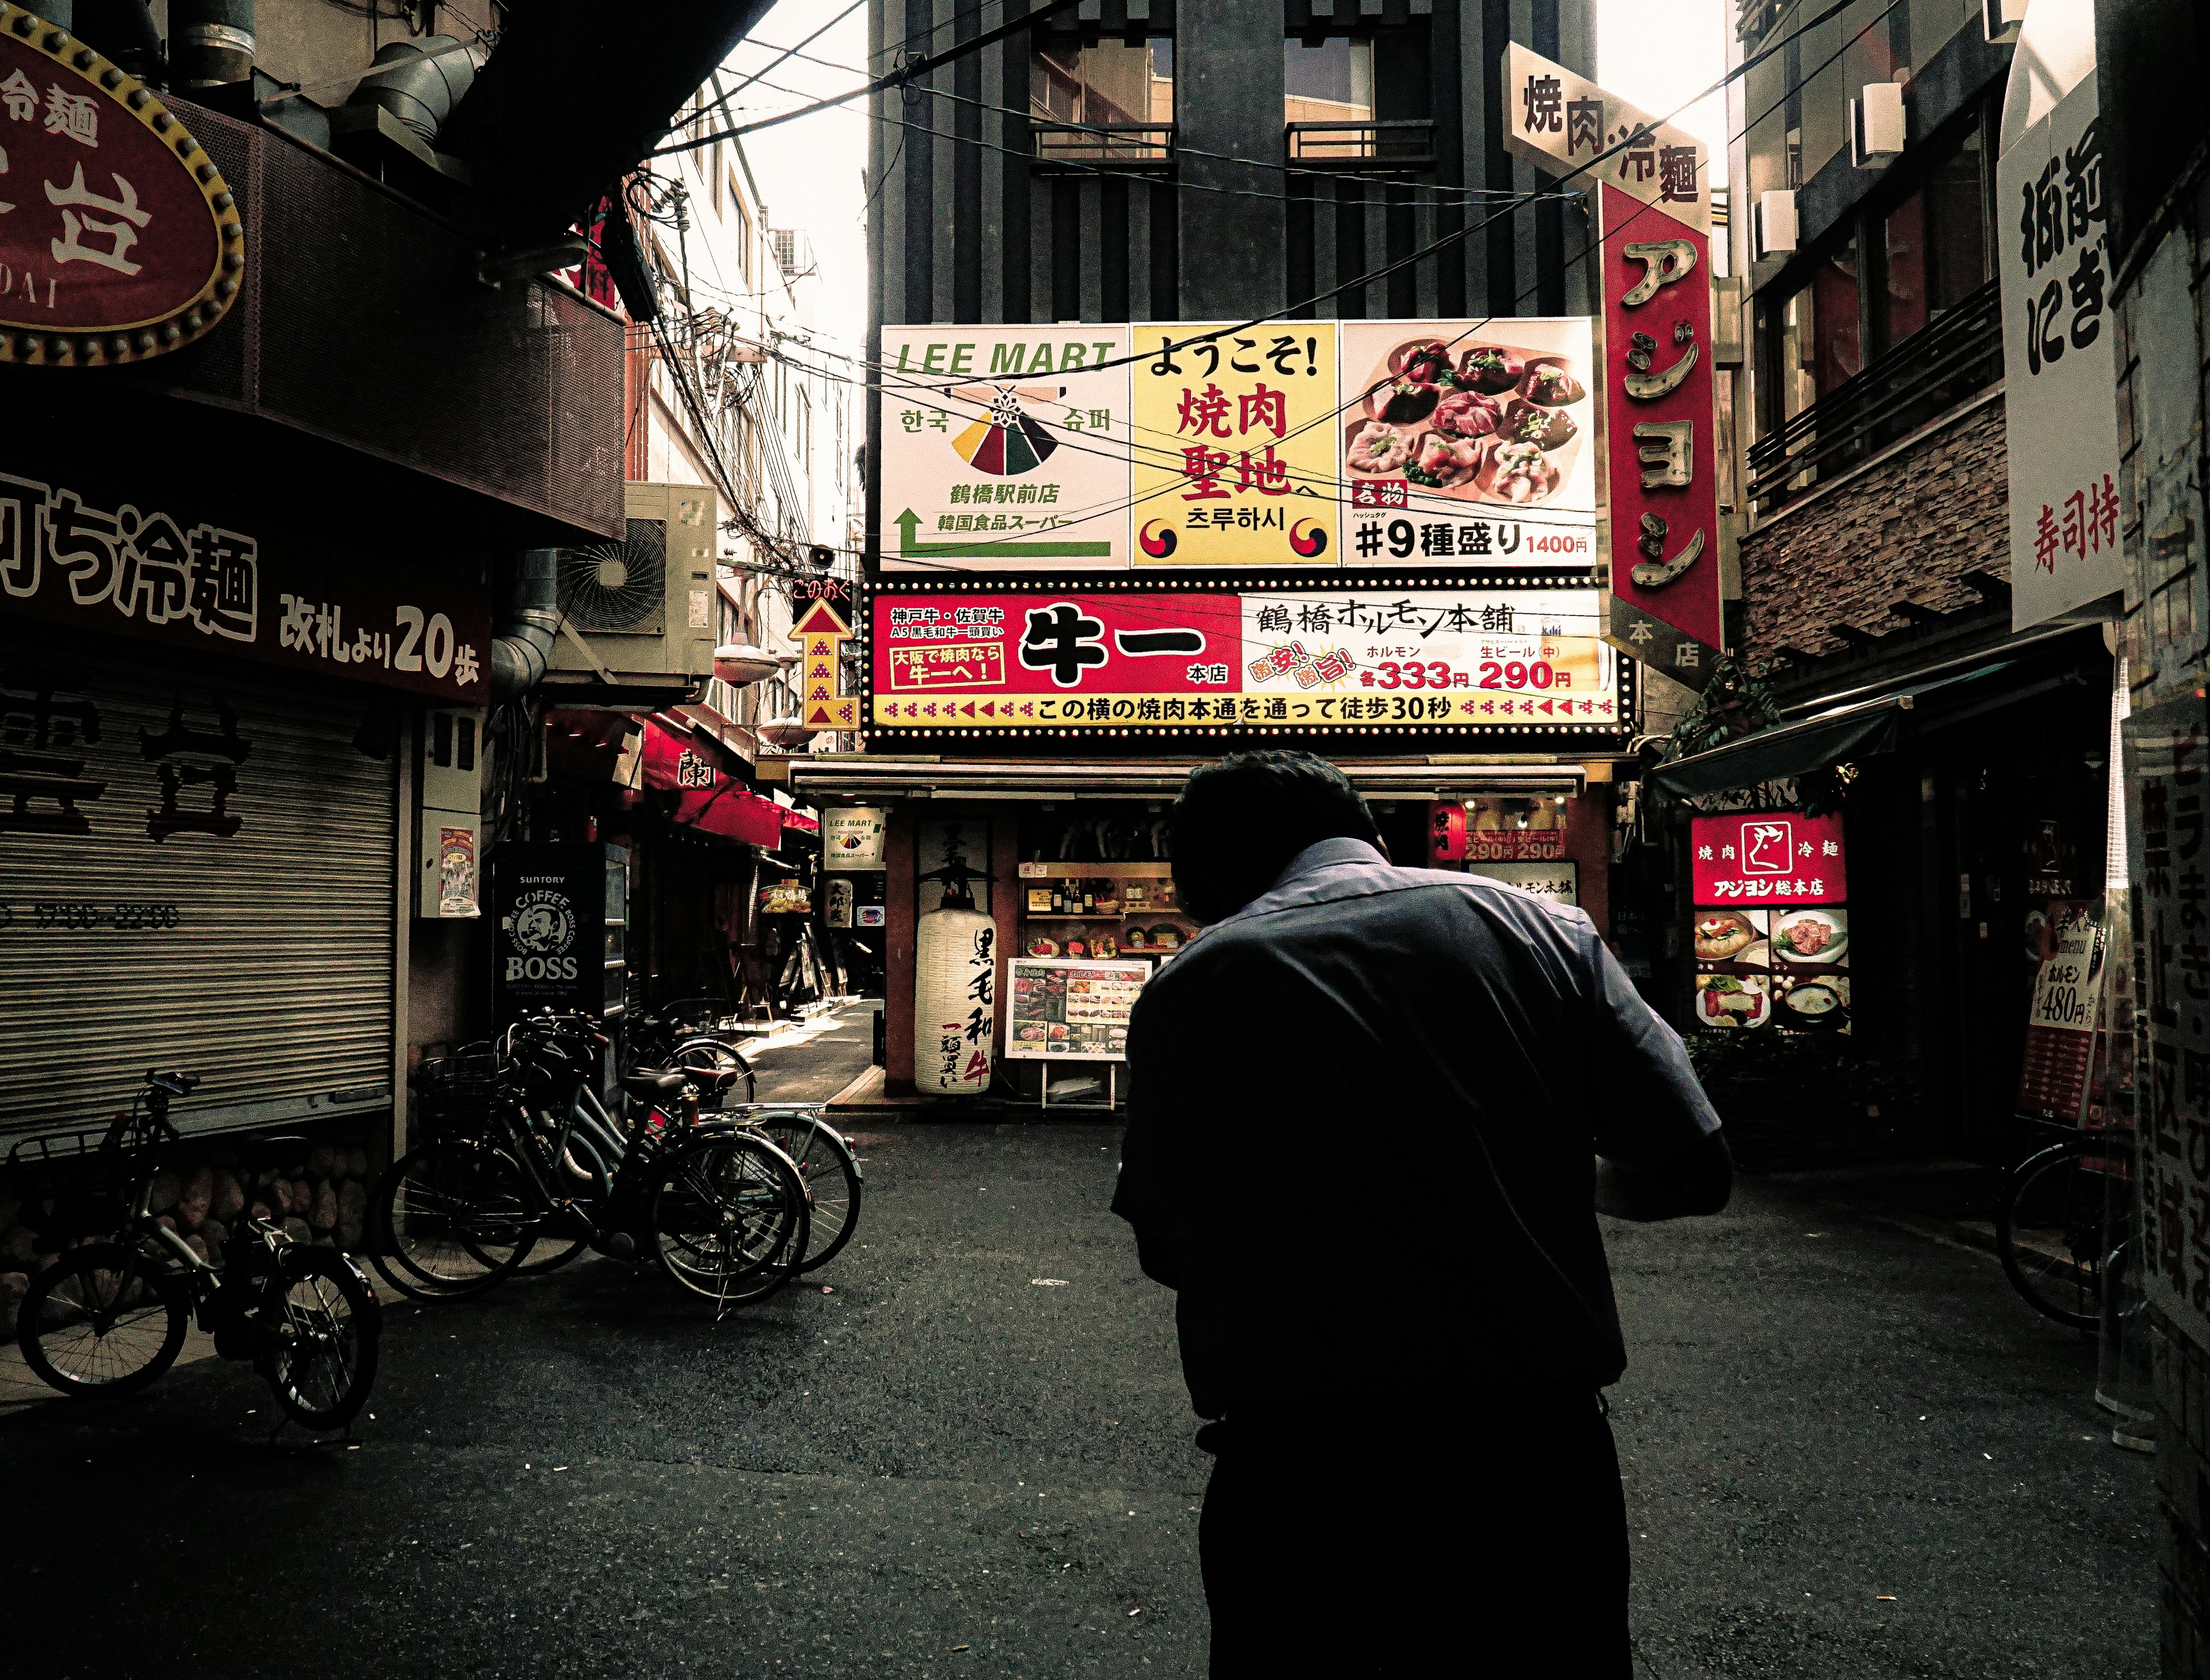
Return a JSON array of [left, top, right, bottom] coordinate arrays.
[[1082, 881, 1096, 915], [1051, 881, 1065, 913]]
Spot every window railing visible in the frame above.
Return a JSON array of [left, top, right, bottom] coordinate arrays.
[[1031, 122, 1176, 173], [1285, 119, 1436, 172], [1746, 279, 2003, 517]]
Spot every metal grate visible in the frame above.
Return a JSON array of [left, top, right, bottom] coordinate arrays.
[[111, 101, 623, 540]]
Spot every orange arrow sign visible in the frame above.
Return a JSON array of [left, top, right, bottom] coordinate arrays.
[[791, 597, 851, 638]]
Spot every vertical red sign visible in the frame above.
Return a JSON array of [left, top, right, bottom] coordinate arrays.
[[1602, 184, 1722, 679]]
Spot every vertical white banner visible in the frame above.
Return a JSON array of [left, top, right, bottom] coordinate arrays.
[[1999, 70, 2123, 629]]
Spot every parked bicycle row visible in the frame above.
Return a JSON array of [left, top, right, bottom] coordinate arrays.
[[6, 1004, 860, 1433]]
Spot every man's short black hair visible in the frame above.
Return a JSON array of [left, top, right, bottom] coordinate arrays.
[[1168, 751, 1381, 924]]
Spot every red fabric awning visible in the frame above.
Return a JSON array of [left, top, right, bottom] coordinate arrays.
[[640, 717, 783, 847]]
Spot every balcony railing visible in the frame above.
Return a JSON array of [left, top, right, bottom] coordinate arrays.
[[1286, 119, 1436, 173], [1031, 122, 1176, 174], [1746, 279, 2003, 517]]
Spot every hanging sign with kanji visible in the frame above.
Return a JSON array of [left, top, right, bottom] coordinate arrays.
[[0, 10, 243, 364], [1998, 67, 2124, 630], [0, 453, 490, 701], [1503, 44, 1721, 688], [879, 325, 1134, 570], [867, 574, 1624, 736], [1129, 322, 1339, 566], [787, 574, 859, 731]]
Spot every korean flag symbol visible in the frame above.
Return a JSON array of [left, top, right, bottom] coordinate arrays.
[[1289, 519, 1329, 558], [1140, 520, 1177, 558]]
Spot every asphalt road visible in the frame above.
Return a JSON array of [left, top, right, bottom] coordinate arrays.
[[0, 1012, 2155, 1678]]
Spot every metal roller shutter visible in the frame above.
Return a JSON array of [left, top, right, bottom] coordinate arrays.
[[1, 654, 396, 1139]]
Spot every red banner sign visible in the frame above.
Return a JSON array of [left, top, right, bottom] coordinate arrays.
[[1601, 184, 1721, 680], [641, 718, 784, 847], [0, 21, 242, 363], [1690, 810, 1846, 905]]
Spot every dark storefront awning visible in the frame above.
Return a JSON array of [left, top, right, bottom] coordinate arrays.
[[1649, 638, 2105, 799]]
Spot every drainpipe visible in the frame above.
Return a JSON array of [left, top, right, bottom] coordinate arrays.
[[74, 1, 165, 87], [170, 0, 254, 91], [492, 547, 563, 702]]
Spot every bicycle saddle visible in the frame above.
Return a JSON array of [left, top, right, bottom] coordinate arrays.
[[146, 1069, 200, 1096], [622, 1069, 692, 1103]]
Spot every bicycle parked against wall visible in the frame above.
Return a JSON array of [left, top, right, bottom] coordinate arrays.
[[371, 1014, 811, 1309], [13, 1071, 381, 1431], [1995, 1121, 2135, 1332]]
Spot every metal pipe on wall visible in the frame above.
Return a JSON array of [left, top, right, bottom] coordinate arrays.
[[169, 0, 254, 90]]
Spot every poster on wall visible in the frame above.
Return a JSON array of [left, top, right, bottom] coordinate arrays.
[[1007, 957, 1150, 1061], [868, 577, 1624, 737], [1502, 44, 1721, 687], [1999, 68, 2124, 630], [1338, 318, 1597, 570], [878, 325, 1134, 569], [1130, 322, 1339, 566], [822, 806, 887, 870], [2125, 695, 2208, 1335], [1467, 860, 1580, 904]]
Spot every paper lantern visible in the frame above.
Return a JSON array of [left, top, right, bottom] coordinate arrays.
[[1430, 802, 1468, 862], [915, 905, 997, 1095]]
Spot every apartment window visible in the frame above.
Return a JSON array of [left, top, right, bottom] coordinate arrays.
[[730, 194, 751, 286], [1284, 36, 1374, 128], [1031, 38, 1173, 126], [1874, 121, 1989, 351]]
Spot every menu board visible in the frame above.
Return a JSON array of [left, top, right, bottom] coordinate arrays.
[[1689, 809, 1852, 1035], [2016, 915, 2106, 1120], [1007, 958, 1150, 1061]]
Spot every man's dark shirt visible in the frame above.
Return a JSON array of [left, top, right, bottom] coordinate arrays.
[[1112, 837, 1720, 1418]]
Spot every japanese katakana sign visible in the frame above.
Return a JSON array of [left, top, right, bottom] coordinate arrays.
[[1999, 67, 2124, 630], [1338, 318, 1596, 571], [1130, 322, 1339, 566], [1503, 45, 1722, 687], [0, 456, 489, 702], [881, 326, 1134, 569], [0, 20, 242, 363], [866, 577, 1624, 736], [1690, 811, 1847, 905]]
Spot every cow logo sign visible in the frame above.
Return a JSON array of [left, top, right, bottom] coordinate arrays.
[[0, 7, 245, 365]]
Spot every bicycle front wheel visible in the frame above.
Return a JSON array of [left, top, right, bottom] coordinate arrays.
[[649, 1133, 808, 1305], [17, 1244, 189, 1398], [260, 1246, 381, 1430], [1996, 1138, 2106, 1331], [758, 1115, 863, 1275], [370, 1141, 533, 1302]]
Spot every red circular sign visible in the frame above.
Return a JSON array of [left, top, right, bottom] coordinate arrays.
[[0, 7, 240, 364]]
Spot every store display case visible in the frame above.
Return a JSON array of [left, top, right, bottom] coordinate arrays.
[[1015, 860, 1195, 961]]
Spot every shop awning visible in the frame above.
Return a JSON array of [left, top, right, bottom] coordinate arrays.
[[781, 757, 1592, 803], [641, 716, 784, 847], [1648, 647, 2095, 798]]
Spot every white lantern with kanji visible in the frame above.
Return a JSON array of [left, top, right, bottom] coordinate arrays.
[[914, 900, 996, 1096]]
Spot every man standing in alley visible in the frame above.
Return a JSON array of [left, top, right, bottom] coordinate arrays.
[[1114, 751, 1731, 1675]]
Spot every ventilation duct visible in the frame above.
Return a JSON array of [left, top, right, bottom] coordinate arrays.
[[347, 34, 480, 146], [491, 548, 563, 701], [170, 0, 254, 90]]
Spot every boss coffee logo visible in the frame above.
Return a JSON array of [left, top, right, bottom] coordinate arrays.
[[502, 879, 580, 981]]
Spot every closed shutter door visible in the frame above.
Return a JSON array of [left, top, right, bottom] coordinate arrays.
[[0, 655, 396, 1139]]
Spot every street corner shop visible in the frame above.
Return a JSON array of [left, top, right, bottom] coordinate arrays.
[[766, 569, 1632, 1109]]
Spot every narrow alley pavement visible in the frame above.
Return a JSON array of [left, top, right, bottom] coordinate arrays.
[[1, 1011, 2154, 1678]]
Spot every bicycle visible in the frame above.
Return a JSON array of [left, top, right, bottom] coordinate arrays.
[[371, 1014, 809, 1309], [627, 1001, 759, 1110], [14, 1071, 381, 1432], [1995, 1122, 2133, 1332]]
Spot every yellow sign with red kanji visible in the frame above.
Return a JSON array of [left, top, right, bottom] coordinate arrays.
[[1129, 322, 1339, 566], [789, 586, 859, 732]]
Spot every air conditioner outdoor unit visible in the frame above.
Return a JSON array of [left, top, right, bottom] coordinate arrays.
[[542, 482, 718, 701], [1754, 190, 1799, 260], [1850, 82, 1906, 166]]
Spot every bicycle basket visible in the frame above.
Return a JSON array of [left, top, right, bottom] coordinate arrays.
[[409, 1049, 500, 1142], [4, 1123, 142, 1247]]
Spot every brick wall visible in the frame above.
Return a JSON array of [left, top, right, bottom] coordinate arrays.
[[1738, 395, 2010, 664], [2154, 1309, 2210, 1676]]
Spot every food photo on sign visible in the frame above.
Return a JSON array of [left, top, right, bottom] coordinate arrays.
[[1339, 318, 1598, 571], [1690, 810, 1850, 1035]]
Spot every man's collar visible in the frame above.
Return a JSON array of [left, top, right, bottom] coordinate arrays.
[[1272, 835, 1386, 890]]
